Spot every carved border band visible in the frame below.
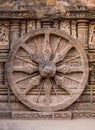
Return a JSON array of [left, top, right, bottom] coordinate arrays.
[[12, 111, 72, 120], [0, 10, 95, 20], [1, 111, 95, 120]]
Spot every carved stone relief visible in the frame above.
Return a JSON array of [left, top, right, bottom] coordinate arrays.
[[89, 23, 95, 49], [6, 28, 89, 112], [77, 20, 89, 49], [60, 20, 70, 34], [12, 111, 72, 120], [36, 20, 41, 29], [53, 20, 59, 29], [10, 20, 20, 48], [0, 0, 94, 118], [27, 20, 35, 32], [89, 63, 95, 85], [21, 21, 26, 37], [0, 63, 4, 84], [0, 21, 9, 49], [71, 20, 77, 38]]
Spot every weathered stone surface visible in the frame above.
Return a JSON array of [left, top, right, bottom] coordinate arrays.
[[6, 28, 89, 112], [0, 0, 94, 119], [46, 0, 55, 5], [12, 111, 72, 120]]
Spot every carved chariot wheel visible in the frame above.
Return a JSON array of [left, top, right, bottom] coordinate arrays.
[[6, 28, 89, 112]]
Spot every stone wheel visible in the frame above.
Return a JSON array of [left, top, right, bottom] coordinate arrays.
[[6, 28, 89, 112]]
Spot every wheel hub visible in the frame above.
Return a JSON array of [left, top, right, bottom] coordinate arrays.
[[39, 61, 56, 78]]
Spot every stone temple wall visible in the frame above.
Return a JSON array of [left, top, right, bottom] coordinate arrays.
[[0, 0, 95, 119]]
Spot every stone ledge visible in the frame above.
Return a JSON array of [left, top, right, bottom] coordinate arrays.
[[0, 111, 95, 120], [0, 9, 95, 20]]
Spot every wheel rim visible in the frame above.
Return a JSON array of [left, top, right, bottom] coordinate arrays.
[[6, 28, 89, 112]]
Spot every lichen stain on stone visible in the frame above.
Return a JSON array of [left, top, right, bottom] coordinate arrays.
[[55, 1, 66, 14], [46, 0, 55, 6]]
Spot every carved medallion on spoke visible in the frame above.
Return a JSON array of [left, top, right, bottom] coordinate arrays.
[[6, 28, 89, 111]]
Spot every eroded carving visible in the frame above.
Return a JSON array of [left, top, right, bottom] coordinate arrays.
[[89, 63, 95, 85], [60, 20, 70, 34], [0, 22, 9, 46], [6, 28, 89, 112], [12, 111, 72, 120], [73, 111, 95, 119], [27, 20, 35, 32], [89, 23, 95, 49]]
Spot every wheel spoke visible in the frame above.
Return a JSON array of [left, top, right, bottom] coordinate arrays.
[[43, 79, 52, 105], [57, 64, 83, 74], [15, 75, 33, 83], [54, 75, 73, 95], [51, 80, 59, 102], [64, 55, 80, 63], [43, 33, 52, 61], [13, 65, 38, 74], [21, 44, 39, 63], [23, 75, 41, 95], [53, 37, 62, 57], [15, 56, 38, 66], [64, 75, 81, 83], [35, 79, 44, 103], [35, 38, 41, 55], [53, 43, 72, 63], [21, 44, 34, 55]]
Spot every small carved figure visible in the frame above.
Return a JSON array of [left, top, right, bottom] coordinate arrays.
[[90, 63, 95, 78], [60, 20, 70, 34], [0, 25, 9, 45], [89, 24, 95, 48]]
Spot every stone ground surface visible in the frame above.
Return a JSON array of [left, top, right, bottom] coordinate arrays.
[[0, 119, 95, 130]]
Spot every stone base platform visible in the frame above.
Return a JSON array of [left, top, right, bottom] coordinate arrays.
[[0, 119, 95, 130]]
